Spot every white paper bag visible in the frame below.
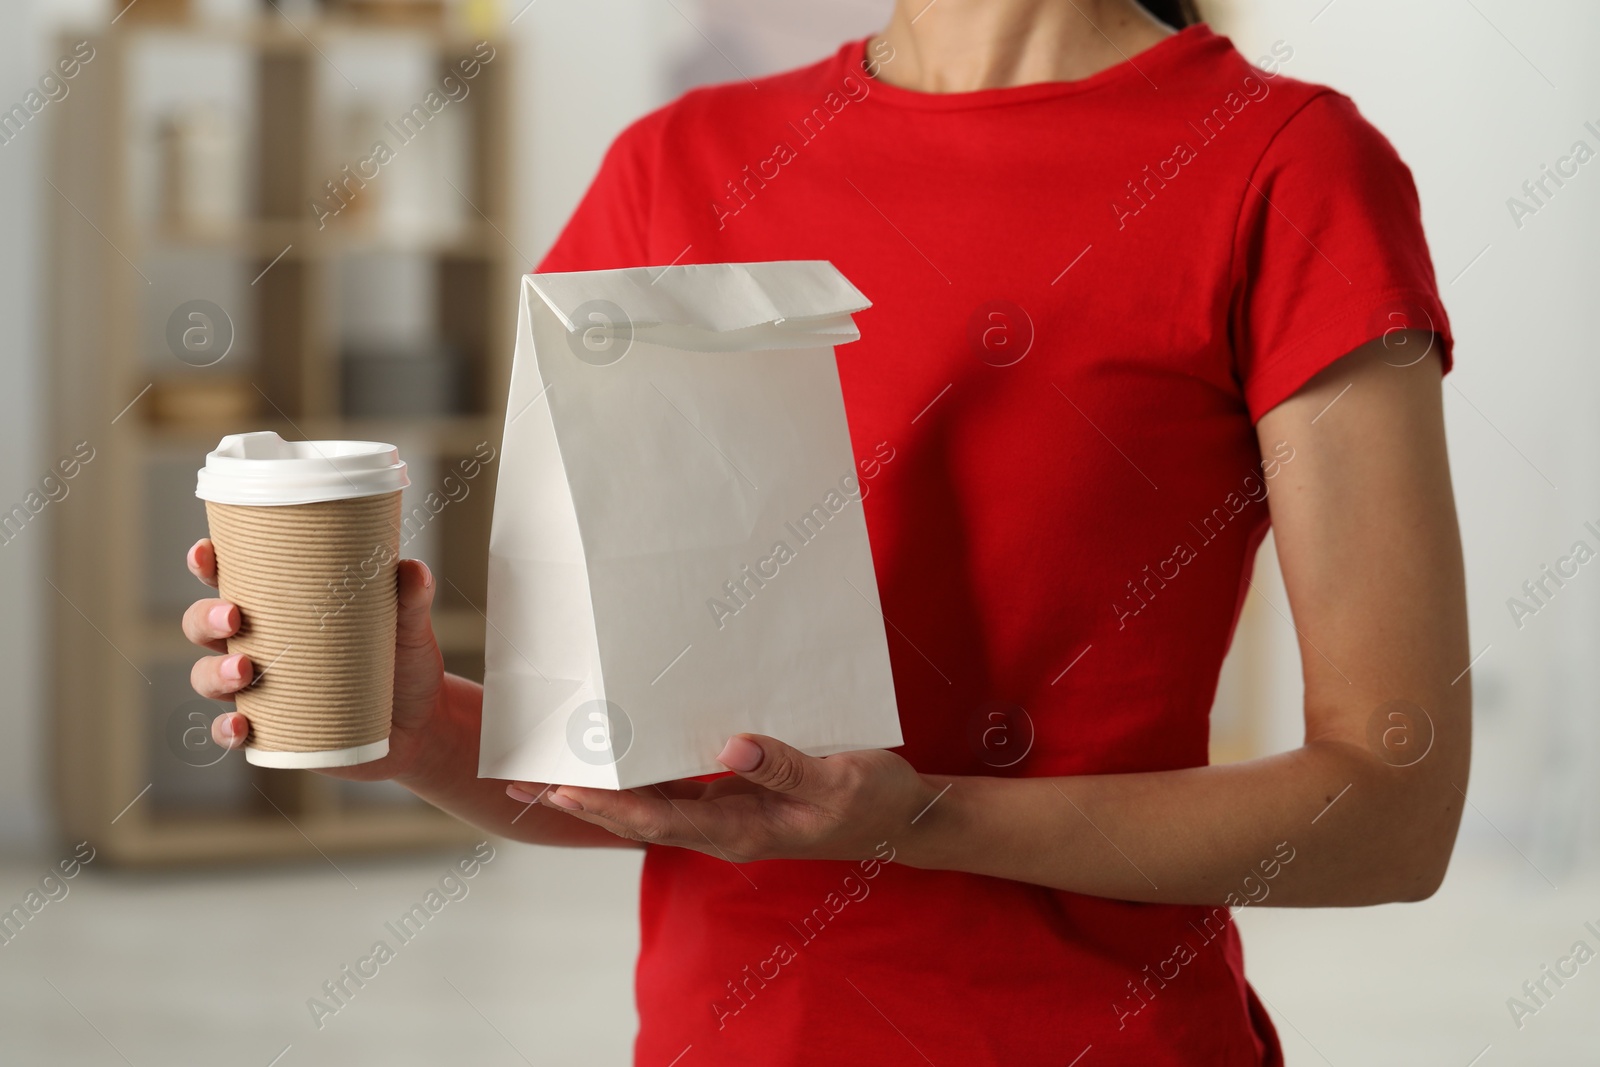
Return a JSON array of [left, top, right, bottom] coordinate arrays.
[[477, 261, 903, 789]]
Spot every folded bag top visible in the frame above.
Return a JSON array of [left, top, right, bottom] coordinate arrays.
[[526, 260, 872, 352]]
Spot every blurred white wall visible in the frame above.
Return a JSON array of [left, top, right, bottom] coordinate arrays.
[[510, 0, 685, 261]]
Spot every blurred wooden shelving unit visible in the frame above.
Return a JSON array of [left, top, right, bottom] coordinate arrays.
[[48, 14, 517, 865]]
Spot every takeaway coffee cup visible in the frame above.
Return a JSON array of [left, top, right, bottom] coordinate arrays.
[[195, 431, 409, 768]]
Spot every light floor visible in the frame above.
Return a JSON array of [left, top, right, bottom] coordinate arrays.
[[1, 833, 1596, 1065]]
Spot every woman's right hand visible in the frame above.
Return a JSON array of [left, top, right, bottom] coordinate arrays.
[[181, 538, 448, 783]]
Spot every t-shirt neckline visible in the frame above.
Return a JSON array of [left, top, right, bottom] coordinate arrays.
[[849, 23, 1217, 110]]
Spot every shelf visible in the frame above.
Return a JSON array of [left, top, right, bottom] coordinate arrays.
[[116, 18, 502, 53], [316, 225, 505, 259], [432, 607, 487, 652], [105, 806, 480, 866], [144, 220, 505, 259], [144, 219, 304, 256], [138, 414, 503, 453]]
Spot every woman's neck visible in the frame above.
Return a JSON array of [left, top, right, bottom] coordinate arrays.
[[872, 0, 1174, 93]]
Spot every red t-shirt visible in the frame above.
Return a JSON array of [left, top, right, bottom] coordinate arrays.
[[536, 25, 1451, 1067]]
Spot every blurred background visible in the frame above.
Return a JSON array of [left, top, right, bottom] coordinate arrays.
[[1, 0, 1597, 1062]]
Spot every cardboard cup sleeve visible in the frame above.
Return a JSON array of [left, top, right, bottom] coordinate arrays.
[[196, 432, 410, 768]]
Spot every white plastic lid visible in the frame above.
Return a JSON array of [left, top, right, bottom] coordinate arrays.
[[196, 431, 409, 506]]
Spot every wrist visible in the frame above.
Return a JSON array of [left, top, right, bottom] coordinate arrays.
[[897, 773, 968, 872]]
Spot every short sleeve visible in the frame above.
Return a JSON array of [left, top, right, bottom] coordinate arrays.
[[534, 108, 666, 273], [1231, 91, 1453, 422]]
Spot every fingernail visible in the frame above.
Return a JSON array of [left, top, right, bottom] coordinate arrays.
[[717, 736, 763, 773], [419, 562, 433, 589], [547, 791, 583, 811], [221, 655, 245, 682], [506, 784, 539, 804], [207, 604, 233, 631]]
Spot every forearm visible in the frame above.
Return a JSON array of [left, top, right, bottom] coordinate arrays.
[[906, 736, 1463, 907], [396, 673, 642, 850]]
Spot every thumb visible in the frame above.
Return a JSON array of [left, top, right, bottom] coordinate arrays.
[[391, 559, 442, 730], [716, 734, 825, 795], [395, 559, 437, 655]]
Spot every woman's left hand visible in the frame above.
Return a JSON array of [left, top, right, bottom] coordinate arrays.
[[505, 736, 943, 863]]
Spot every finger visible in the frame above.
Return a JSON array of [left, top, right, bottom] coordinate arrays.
[[182, 598, 238, 653], [546, 785, 736, 851], [507, 780, 671, 807], [505, 782, 553, 806], [540, 796, 679, 846], [211, 711, 249, 749], [716, 734, 829, 796], [395, 559, 435, 657], [641, 777, 715, 802], [190, 653, 253, 701], [187, 539, 218, 589]]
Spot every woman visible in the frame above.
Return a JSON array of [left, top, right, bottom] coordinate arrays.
[[183, 0, 1470, 1062]]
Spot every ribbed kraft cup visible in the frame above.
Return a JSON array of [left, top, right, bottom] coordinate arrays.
[[205, 493, 401, 756]]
